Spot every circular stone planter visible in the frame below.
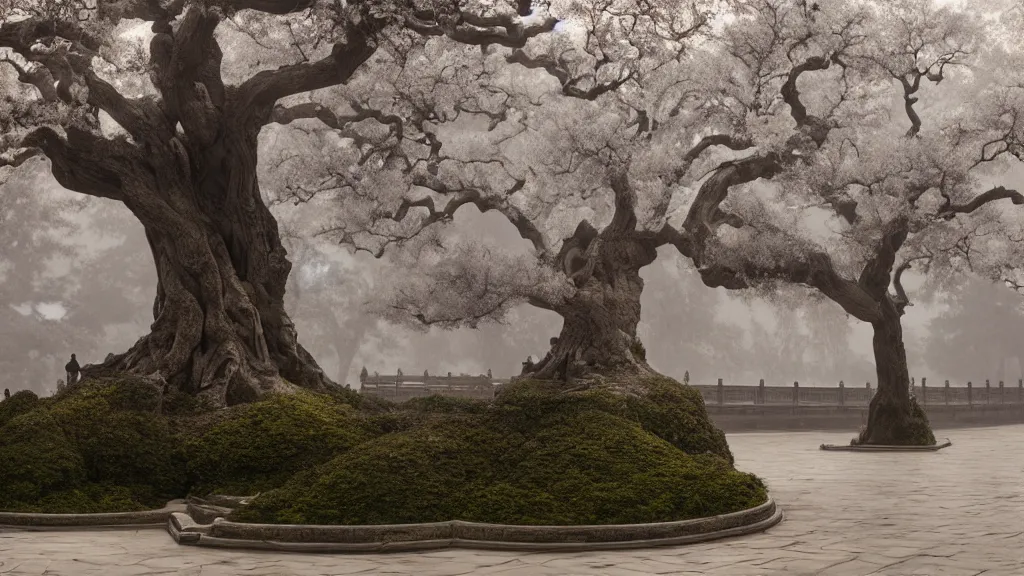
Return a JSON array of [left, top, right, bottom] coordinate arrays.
[[166, 497, 782, 553], [0, 500, 187, 530], [820, 438, 952, 452]]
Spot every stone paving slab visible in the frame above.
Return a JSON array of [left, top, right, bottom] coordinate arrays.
[[1, 425, 1022, 575]]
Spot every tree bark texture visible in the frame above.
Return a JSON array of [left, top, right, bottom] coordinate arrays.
[[81, 125, 332, 405], [856, 299, 935, 446], [525, 231, 656, 381]]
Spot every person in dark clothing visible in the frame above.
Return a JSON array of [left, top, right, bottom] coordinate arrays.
[[65, 354, 81, 386], [3, 388, 9, 400]]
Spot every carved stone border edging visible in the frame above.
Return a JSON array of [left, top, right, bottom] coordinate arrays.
[[820, 438, 952, 452], [167, 497, 782, 553], [0, 500, 187, 530]]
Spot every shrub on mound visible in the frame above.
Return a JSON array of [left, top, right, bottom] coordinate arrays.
[[185, 391, 377, 495], [46, 378, 187, 506], [2, 484, 151, 514], [57, 376, 164, 412], [0, 390, 41, 429], [495, 376, 733, 463], [0, 410, 85, 507], [0, 377, 188, 512], [234, 389, 766, 526]]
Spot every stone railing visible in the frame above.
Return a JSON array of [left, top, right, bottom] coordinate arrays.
[[690, 378, 1024, 407], [357, 368, 1024, 408], [358, 369, 506, 402]]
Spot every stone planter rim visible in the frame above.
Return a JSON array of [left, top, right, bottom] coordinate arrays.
[[820, 438, 952, 452], [0, 500, 186, 528], [167, 497, 782, 553]]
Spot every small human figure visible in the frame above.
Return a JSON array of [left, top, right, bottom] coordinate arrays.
[[65, 354, 81, 386], [3, 388, 9, 400], [521, 355, 535, 374]]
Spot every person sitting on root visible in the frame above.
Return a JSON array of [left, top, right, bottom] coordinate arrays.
[[64, 354, 81, 386]]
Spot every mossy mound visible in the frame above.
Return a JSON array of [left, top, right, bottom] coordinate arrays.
[[234, 376, 765, 526], [0, 410, 86, 506], [0, 390, 41, 428], [184, 390, 377, 495], [56, 375, 164, 412], [0, 377, 188, 512], [494, 376, 732, 463]]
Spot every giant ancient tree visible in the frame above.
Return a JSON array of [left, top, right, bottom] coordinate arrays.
[[0, 0, 557, 405]]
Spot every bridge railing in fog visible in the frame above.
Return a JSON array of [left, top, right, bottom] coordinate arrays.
[[357, 368, 1024, 407], [691, 378, 1024, 407]]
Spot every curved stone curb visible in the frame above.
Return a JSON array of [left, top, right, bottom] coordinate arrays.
[[820, 438, 952, 452], [166, 497, 782, 553], [0, 500, 186, 529]]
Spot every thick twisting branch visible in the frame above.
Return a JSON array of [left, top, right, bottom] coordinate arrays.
[[16, 126, 132, 201], [891, 260, 914, 314], [606, 168, 639, 234], [780, 54, 836, 144], [891, 253, 935, 315], [857, 215, 910, 301], [323, 177, 547, 259], [505, 50, 635, 101], [405, 7, 557, 47], [936, 186, 1024, 220], [240, 27, 377, 115]]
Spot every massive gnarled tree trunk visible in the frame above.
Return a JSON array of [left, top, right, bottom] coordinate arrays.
[[527, 245, 653, 380], [524, 175, 658, 381], [84, 126, 332, 405]]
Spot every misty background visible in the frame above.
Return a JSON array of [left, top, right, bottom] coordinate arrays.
[[3, 162, 1022, 397]]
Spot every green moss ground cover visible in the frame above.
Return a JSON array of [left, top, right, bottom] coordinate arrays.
[[0, 374, 767, 525], [234, 377, 766, 525]]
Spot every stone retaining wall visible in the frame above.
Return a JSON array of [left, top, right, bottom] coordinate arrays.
[[166, 498, 781, 553]]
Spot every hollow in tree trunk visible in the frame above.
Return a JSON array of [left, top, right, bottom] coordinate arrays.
[[857, 299, 936, 446]]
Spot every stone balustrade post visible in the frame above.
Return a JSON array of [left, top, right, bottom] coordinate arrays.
[[838, 380, 845, 407], [967, 381, 973, 406], [945, 380, 950, 405], [921, 377, 927, 405], [717, 378, 724, 406], [793, 381, 799, 406], [758, 379, 765, 405], [985, 379, 991, 404]]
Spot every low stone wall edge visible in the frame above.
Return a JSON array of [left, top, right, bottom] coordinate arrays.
[[173, 497, 780, 553], [0, 501, 186, 528]]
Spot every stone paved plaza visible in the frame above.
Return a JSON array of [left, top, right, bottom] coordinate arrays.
[[2, 425, 1021, 575]]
